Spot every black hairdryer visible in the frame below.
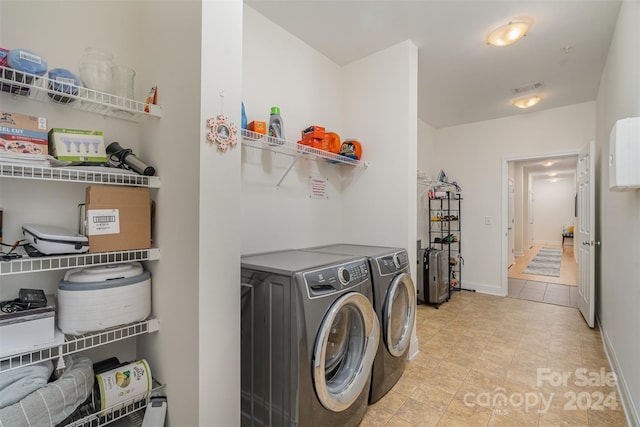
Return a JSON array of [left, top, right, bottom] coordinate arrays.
[[106, 141, 156, 176]]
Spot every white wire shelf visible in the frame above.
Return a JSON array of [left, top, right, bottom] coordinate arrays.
[[0, 248, 161, 276], [241, 129, 368, 168], [0, 163, 161, 187], [0, 65, 161, 121], [0, 319, 160, 373], [242, 129, 368, 187], [62, 379, 165, 427]]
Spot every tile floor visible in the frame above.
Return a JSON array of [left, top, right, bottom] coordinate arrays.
[[508, 278, 578, 308], [360, 291, 628, 426]]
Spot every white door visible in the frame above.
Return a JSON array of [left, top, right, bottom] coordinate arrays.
[[508, 178, 516, 266], [577, 141, 597, 328]]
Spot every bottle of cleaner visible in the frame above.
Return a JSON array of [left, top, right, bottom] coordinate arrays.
[[268, 106, 284, 144], [241, 102, 247, 130]]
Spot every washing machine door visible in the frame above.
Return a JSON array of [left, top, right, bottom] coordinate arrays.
[[313, 292, 380, 412], [384, 272, 416, 357]]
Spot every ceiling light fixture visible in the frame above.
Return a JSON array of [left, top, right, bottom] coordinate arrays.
[[486, 20, 531, 47], [513, 95, 542, 109], [542, 161, 555, 167]]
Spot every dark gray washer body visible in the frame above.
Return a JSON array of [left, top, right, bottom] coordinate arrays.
[[303, 244, 416, 403], [241, 249, 377, 426]]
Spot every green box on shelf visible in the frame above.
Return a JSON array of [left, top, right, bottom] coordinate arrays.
[[48, 128, 107, 162]]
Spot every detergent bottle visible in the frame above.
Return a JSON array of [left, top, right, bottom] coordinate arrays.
[[268, 106, 284, 144]]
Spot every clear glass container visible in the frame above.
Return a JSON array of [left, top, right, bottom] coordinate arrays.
[[78, 48, 114, 93]]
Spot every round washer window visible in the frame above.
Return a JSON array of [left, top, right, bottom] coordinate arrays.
[[384, 272, 415, 357], [313, 292, 379, 412]]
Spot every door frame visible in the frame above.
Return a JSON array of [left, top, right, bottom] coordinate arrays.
[[500, 150, 580, 296]]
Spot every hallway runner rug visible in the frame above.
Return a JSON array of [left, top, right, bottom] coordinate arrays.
[[523, 247, 562, 277]]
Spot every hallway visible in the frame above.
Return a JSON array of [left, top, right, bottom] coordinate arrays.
[[507, 245, 578, 308]]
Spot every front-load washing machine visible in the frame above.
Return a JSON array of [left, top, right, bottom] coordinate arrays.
[[304, 244, 416, 403], [240, 250, 380, 426]]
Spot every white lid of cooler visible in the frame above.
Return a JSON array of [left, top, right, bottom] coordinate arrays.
[[63, 262, 144, 283]]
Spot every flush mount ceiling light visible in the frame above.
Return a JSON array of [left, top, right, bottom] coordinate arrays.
[[486, 19, 531, 47], [513, 95, 542, 109], [541, 161, 555, 167]]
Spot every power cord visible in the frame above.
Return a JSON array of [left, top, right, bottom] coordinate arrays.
[[0, 239, 27, 260]]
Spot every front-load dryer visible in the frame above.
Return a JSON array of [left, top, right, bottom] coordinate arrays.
[[304, 244, 416, 403], [240, 250, 380, 426]]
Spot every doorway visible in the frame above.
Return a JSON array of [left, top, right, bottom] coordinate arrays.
[[501, 154, 579, 307]]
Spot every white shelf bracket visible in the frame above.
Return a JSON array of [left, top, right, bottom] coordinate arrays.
[[276, 152, 303, 188]]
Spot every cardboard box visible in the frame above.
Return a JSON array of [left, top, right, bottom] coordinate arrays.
[[85, 185, 151, 253], [0, 110, 48, 155], [49, 128, 106, 162], [248, 121, 266, 134]]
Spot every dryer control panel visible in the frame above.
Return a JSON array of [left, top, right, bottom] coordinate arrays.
[[376, 250, 409, 275], [304, 260, 369, 298]]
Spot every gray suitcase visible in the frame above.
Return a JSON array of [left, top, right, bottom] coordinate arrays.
[[417, 248, 449, 307]]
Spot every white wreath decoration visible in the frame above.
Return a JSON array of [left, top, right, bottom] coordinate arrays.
[[206, 114, 238, 152]]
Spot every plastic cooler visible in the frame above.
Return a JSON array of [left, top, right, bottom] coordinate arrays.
[[57, 262, 151, 334]]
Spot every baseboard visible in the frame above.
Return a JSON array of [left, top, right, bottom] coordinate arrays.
[[515, 250, 524, 257], [460, 280, 504, 296], [597, 313, 640, 426]]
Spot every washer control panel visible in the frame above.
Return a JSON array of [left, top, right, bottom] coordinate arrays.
[[304, 259, 369, 298], [376, 250, 409, 275]]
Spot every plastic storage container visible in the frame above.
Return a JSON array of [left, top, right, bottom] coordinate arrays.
[[57, 262, 151, 334]]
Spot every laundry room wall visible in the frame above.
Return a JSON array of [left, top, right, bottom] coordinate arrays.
[[241, 6, 346, 254], [433, 101, 595, 294], [341, 40, 419, 284], [418, 119, 438, 246], [241, 8, 419, 266], [595, 0, 640, 423]]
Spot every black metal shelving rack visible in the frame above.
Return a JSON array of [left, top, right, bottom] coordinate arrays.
[[428, 192, 463, 294]]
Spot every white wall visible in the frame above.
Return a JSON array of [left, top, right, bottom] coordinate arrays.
[[595, 1, 640, 424], [242, 10, 419, 273], [198, 1, 242, 425], [241, 6, 345, 254], [531, 176, 576, 245], [434, 102, 595, 294], [417, 119, 438, 246], [341, 40, 418, 282]]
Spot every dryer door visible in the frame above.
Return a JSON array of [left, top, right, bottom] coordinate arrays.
[[313, 292, 379, 412], [383, 272, 416, 357]]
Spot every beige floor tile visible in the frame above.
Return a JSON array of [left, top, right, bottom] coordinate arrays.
[[385, 416, 417, 427], [420, 368, 464, 395], [371, 390, 410, 415], [392, 374, 424, 397], [410, 352, 442, 371], [359, 405, 394, 427], [410, 383, 455, 412], [437, 398, 493, 427], [394, 397, 444, 427], [538, 406, 589, 426], [435, 359, 473, 380]]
